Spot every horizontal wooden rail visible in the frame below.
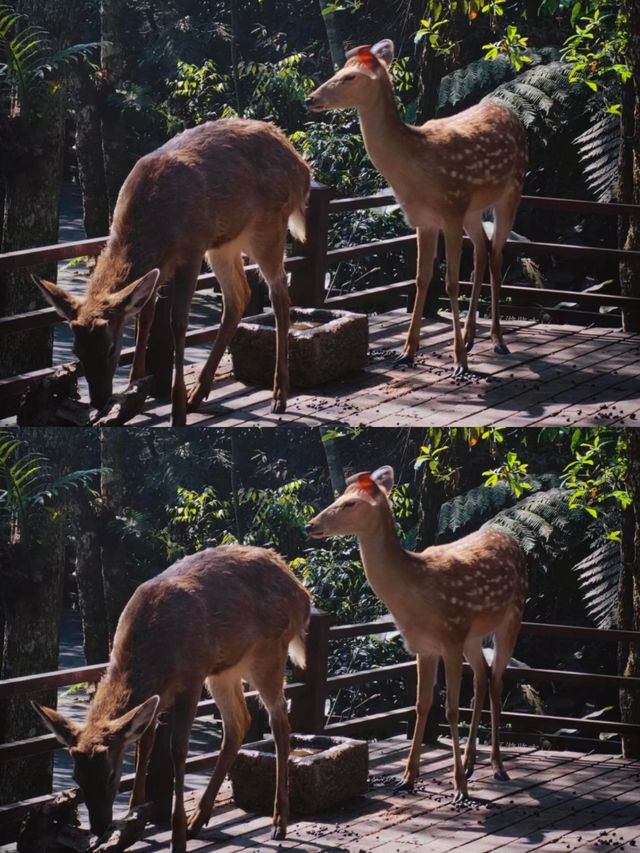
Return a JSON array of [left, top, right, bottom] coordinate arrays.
[[330, 618, 640, 644], [329, 191, 640, 218]]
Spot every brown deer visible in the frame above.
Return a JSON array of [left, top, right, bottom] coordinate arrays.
[[307, 40, 528, 376], [34, 119, 311, 424], [306, 467, 527, 801], [33, 545, 311, 852]]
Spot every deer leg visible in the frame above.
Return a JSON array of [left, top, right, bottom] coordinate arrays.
[[489, 191, 520, 355], [442, 223, 467, 377], [129, 723, 157, 807], [187, 676, 250, 838], [251, 226, 290, 414], [397, 226, 438, 365], [397, 653, 438, 791], [462, 640, 489, 780], [462, 214, 489, 354], [249, 647, 291, 840], [489, 617, 520, 781], [170, 262, 200, 427], [130, 297, 157, 382], [170, 688, 201, 853], [187, 250, 250, 412], [442, 646, 467, 802]]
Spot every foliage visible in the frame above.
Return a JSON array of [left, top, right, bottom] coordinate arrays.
[[167, 52, 315, 132], [485, 487, 594, 577], [574, 112, 619, 201], [0, 3, 98, 117], [572, 538, 620, 628], [0, 433, 98, 547], [165, 478, 316, 561], [483, 450, 532, 498], [561, 430, 629, 538]]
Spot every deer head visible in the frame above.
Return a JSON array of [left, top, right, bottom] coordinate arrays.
[[306, 466, 395, 538], [32, 696, 159, 835], [306, 40, 395, 113], [32, 269, 160, 410]]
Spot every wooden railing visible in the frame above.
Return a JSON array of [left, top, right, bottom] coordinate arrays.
[[1, 185, 640, 415], [0, 611, 639, 838]]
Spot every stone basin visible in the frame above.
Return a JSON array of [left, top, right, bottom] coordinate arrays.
[[229, 734, 369, 815], [229, 307, 369, 388]]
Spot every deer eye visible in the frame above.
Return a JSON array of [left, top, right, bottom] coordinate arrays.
[[343, 500, 356, 508], [342, 73, 356, 82]]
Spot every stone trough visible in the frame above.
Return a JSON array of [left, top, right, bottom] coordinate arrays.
[[229, 734, 369, 815], [229, 307, 369, 388]]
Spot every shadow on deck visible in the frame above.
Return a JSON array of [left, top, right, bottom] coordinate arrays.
[[130, 310, 640, 428], [129, 736, 640, 852]]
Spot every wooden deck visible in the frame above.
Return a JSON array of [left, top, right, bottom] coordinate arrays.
[[130, 310, 640, 428], [126, 736, 640, 852]]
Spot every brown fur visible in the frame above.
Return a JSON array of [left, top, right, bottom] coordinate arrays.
[[34, 544, 311, 852], [36, 119, 311, 423], [308, 39, 528, 369], [307, 466, 527, 799]]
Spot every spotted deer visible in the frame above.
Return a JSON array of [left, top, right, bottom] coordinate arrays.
[[306, 467, 527, 800], [307, 40, 528, 375], [33, 545, 311, 852], [34, 119, 311, 424]]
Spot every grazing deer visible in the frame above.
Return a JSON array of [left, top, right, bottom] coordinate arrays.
[[33, 545, 311, 852], [34, 119, 311, 424], [306, 467, 527, 800], [307, 40, 528, 375]]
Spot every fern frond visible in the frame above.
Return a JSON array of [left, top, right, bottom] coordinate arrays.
[[573, 539, 620, 628], [574, 114, 620, 202]]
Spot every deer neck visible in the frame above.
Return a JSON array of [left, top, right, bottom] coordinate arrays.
[[357, 84, 416, 193], [357, 510, 416, 610], [86, 661, 150, 727]]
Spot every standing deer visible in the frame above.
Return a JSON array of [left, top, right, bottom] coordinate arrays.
[[33, 545, 311, 852], [307, 40, 528, 376], [306, 467, 527, 801], [34, 119, 311, 424]]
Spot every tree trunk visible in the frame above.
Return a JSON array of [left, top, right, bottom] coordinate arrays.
[[318, 0, 345, 69], [319, 427, 345, 494], [100, 0, 132, 215], [229, 0, 243, 115], [0, 111, 62, 378], [620, 0, 640, 332], [0, 0, 79, 378], [75, 490, 109, 664], [99, 429, 132, 646], [0, 427, 72, 805], [619, 429, 640, 758], [74, 64, 110, 237]]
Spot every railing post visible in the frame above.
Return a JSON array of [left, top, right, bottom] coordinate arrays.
[[146, 291, 174, 398], [290, 607, 331, 734], [146, 709, 174, 825], [289, 181, 332, 308]]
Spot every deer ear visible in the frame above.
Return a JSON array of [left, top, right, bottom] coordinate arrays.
[[110, 695, 160, 745], [371, 465, 395, 492], [32, 702, 80, 747], [31, 276, 80, 322], [110, 269, 160, 319], [371, 39, 395, 66]]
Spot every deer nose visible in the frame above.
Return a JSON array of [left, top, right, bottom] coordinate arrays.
[[305, 523, 314, 533], [305, 95, 317, 108]]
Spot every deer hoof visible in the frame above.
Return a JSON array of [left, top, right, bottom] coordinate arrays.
[[494, 768, 510, 781], [464, 764, 475, 779], [452, 790, 469, 806], [393, 777, 415, 794], [452, 364, 469, 379], [494, 341, 510, 355], [271, 398, 287, 415], [393, 352, 415, 367], [464, 339, 475, 353], [271, 823, 287, 841]]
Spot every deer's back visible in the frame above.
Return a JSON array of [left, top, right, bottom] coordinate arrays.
[[111, 545, 310, 694], [112, 119, 310, 258], [391, 528, 527, 654]]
